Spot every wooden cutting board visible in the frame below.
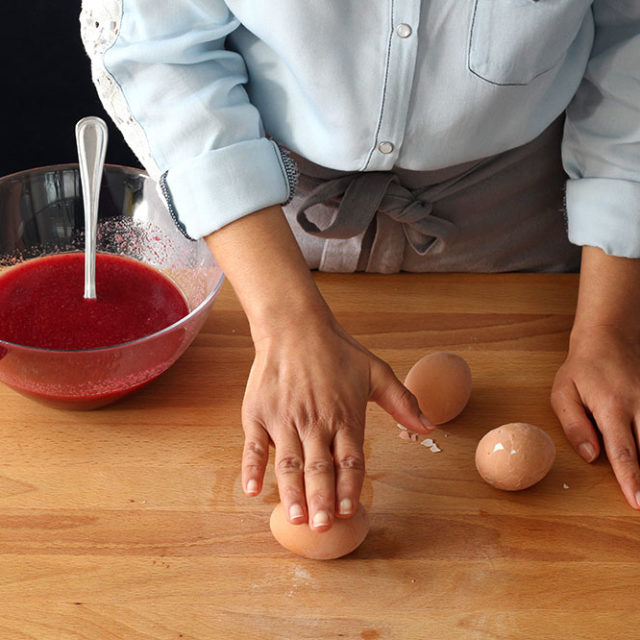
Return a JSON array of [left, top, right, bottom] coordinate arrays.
[[1, 272, 638, 639]]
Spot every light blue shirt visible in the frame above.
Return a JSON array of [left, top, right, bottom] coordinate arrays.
[[81, 1, 640, 257]]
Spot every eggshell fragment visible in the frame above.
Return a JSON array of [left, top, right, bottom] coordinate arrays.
[[269, 502, 370, 560], [475, 422, 556, 491], [404, 351, 472, 424]]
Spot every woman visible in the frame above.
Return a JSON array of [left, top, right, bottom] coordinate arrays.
[[81, 1, 640, 528]]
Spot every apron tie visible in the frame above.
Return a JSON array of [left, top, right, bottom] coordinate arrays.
[[295, 171, 458, 271]]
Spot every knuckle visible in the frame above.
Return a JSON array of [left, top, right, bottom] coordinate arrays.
[[304, 458, 334, 476], [398, 384, 419, 409], [549, 387, 567, 409], [336, 415, 365, 433], [336, 454, 365, 472], [276, 456, 304, 475], [241, 403, 262, 423], [243, 440, 267, 458], [608, 444, 637, 465], [375, 358, 394, 377], [369, 360, 396, 393], [598, 393, 633, 417], [561, 421, 590, 440]]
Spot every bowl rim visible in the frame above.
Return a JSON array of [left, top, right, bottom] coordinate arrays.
[[0, 164, 225, 354], [0, 162, 145, 183]]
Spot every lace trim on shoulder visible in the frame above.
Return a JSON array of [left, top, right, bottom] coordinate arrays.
[[79, 0, 161, 178]]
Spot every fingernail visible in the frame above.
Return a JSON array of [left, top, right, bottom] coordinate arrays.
[[312, 510, 330, 529], [578, 442, 596, 462], [635, 492, 640, 509], [245, 479, 259, 495], [289, 503, 305, 522], [339, 498, 353, 516], [419, 413, 434, 429]]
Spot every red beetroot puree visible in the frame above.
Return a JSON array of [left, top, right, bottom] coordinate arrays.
[[0, 253, 188, 349]]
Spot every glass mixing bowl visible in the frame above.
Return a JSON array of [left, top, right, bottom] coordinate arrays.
[[0, 164, 224, 409]]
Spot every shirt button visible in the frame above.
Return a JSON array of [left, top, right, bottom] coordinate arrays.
[[395, 23, 412, 38], [378, 141, 394, 154]]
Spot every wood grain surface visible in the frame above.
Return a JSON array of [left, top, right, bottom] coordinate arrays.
[[1, 273, 638, 640]]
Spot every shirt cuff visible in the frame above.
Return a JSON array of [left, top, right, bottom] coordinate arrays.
[[566, 178, 640, 258], [162, 138, 296, 239]]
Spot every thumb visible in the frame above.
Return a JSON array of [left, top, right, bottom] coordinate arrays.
[[369, 359, 434, 434]]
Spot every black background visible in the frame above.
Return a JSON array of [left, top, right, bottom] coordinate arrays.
[[1, 2, 139, 176]]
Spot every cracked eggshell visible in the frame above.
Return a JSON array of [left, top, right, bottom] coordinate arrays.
[[475, 422, 556, 491], [403, 351, 472, 425], [269, 502, 370, 560]]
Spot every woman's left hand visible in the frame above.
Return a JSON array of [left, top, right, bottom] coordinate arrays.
[[551, 246, 640, 510], [551, 324, 640, 509]]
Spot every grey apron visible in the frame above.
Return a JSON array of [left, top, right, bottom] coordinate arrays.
[[283, 116, 580, 273]]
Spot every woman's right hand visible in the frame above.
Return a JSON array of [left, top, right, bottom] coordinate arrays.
[[206, 205, 432, 530], [241, 309, 432, 531]]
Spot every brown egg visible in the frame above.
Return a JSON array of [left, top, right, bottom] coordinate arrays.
[[269, 503, 370, 560], [403, 351, 472, 424], [475, 422, 556, 491]]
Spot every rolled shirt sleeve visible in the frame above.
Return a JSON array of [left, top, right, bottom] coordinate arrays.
[[80, 0, 296, 239], [563, 0, 640, 257]]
